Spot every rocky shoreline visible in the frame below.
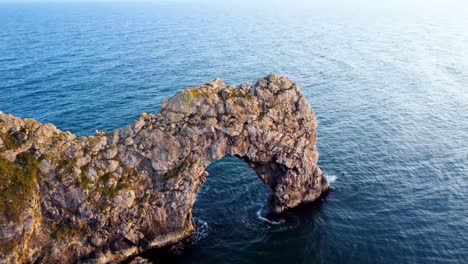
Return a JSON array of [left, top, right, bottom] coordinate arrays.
[[0, 74, 329, 263]]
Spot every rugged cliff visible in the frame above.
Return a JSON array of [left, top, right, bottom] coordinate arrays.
[[0, 74, 329, 263]]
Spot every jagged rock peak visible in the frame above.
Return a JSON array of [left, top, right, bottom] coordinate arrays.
[[0, 74, 329, 263]]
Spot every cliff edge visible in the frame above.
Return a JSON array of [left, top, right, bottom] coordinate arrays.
[[0, 74, 329, 263]]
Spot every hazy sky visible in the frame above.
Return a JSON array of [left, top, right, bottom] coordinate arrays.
[[0, 0, 467, 13]]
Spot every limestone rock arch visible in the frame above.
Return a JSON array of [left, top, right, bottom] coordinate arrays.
[[0, 74, 329, 263]]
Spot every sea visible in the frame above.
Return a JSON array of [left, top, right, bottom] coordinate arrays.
[[0, 1, 467, 263]]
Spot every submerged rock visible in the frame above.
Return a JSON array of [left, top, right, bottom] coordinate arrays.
[[0, 74, 329, 263]]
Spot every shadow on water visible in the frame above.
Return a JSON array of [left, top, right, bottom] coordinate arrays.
[[129, 156, 328, 263]]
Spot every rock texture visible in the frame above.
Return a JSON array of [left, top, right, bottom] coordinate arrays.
[[0, 74, 329, 263]]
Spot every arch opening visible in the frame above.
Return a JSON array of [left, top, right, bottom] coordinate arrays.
[[193, 155, 273, 236]]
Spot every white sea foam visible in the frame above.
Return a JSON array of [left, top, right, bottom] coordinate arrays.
[[326, 174, 337, 184], [256, 209, 285, 225], [194, 218, 209, 242]]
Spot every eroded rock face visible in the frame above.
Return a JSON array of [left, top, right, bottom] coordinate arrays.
[[0, 74, 329, 263]]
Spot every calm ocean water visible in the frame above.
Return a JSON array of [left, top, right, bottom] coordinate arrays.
[[1, 1, 467, 263]]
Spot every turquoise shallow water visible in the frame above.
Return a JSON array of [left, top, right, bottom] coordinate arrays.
[[1, 1, 468, 263]]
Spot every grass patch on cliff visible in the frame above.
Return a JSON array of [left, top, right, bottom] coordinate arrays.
[[218, 88, 249, 100], [189, 88, 203, 98], [100, 181, 126, 199], [78, 164, 92, 189], [55, 158, 77, 182], [0, 133, 21, 150], [57, 158, 76, 172], [0, 152, 39, 223], [96, 172, 128, 201], [79, 174, 92, 189], [99, 172, 111, 184], [228, 89, 248, 98], [52, 222, 78, 241], [178, 89, 204, 106]]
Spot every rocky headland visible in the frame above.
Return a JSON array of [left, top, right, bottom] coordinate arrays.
[[0, 74, 329, 263]]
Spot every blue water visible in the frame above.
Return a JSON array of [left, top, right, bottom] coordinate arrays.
[[1, 1, 468, 263]]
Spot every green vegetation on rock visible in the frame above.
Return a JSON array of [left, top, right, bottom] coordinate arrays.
[[96, 172, 127, 200], [0, 152, 39, 223], [101, 181, 126, 199], [188, 88, 203, 98], [52, 222, 76, 241], [99, 172, 111, 184], [0, 133, 21, 150], [57, 158, 76, 172], [79, 164, 91, 189]]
